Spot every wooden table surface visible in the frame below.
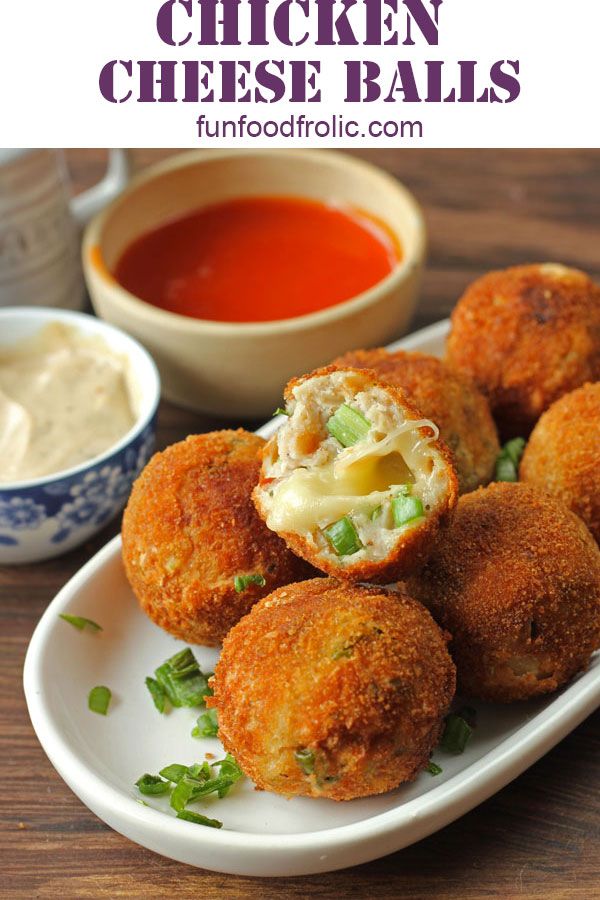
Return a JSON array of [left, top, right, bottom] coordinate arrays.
[[3, 149, 600, 898]]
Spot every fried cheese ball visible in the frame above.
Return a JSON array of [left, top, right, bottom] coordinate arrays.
[[333, 348, 499, 494], [253, 366, 458, 584], [210, 578, 456, 800], [122, 430, 313, 646], [446, 264, 600, 438], [520, 382, 600, 544], [407, 482, 600, 702]]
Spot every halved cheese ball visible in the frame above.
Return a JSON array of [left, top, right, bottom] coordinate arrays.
[[253, 366, 458, 583]]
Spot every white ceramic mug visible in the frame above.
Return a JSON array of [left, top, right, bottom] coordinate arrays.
[[0, 149, 129, 309]]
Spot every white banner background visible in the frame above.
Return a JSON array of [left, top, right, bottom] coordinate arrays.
[[0, 0, 597, 147]]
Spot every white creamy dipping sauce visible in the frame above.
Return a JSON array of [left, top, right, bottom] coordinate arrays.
[[0, 323, 136, 483]]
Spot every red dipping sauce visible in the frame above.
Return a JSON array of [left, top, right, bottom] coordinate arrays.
[[113, 196, 400, 323]]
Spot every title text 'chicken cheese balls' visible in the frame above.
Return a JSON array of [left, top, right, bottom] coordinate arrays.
[[446, 264, 600, 439], [122, 430, 314, 646], [520, 382, 600, 544], [407, 482, 600, 703], [210, 578, 456, 801], [333, 348, 499, 494], [253, 366, 459, 583]]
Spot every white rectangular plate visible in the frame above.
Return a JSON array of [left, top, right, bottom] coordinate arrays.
[[23, 319, 600, 877]]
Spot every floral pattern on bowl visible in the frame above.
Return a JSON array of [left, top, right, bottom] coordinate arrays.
[[0, 419, 156, 563]]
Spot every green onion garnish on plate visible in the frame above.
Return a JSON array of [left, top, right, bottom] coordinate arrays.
[[441, 713, 473, 754], [392, 493, 424, 527], [234, 574, 266, 593], [134, 756, 244, 826], [495, 437, 526, 482], [170, 770, 240, 811], [135, 773, 171, 795], [426, 760, 443, 776], [323, 516, 362, 556], [213, 753, 244, 788], [88, 685, 111, 715], [59, 614, 102, 632], [273, 407, 290, 417], [326, 404, 371, 447], [153, 648, 211, 709], [176, 809, 223, 828], [192, 708, 219, 738], [145, 676, 167, 713], [159, 763, 188, 784]]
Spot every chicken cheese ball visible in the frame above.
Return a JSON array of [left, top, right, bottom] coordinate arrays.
[[210, 578, 456, 801], [333, 348, 499, 494], [407, 482, 600, 703], [446, 264, 600, 438], [253, 366, 459, 583], [122, 430, 313, 646], [520, 382, 600, 544]]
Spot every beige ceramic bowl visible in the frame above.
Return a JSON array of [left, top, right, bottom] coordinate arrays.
[[83, 149, 426, 418]]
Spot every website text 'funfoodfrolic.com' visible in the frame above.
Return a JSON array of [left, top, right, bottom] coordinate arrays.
[[195, 113, 424, 140], [97, 0, 521, 143]]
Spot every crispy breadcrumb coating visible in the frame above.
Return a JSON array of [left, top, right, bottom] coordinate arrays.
[[407, 482, 600, 702], [446, 264, 600, 438], [520, 382, 600, 544], [210, 578, 456, 800], [333, 348, 499, 493], [122, 430, 313, 646], [253, 366, 458, 584]]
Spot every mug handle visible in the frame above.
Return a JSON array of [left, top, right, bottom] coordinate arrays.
[[70, 149, 130, 227]]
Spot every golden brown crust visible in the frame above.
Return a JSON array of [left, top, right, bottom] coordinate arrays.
[[520, 382, 600, 544], [332, 348, 499, 493], [445, 264, 600, 439], [211, 578, 456, 801], [122, 430, 314, 646], [407, 482, 600, 702], [254, 366, 459, 584]]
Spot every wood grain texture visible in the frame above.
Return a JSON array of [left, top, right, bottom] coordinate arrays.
[[3, 149, 600, 898]]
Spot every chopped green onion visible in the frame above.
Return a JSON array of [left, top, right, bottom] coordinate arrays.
[[426, 761, 443, 776], [192, 708, 219, 738], [135, 774, 171, 796], [186, 762, 213, 780], [59, 614, 102, 632], [323, 516, 362, 556], [176, 810, 223, 828], [441, 714, 473, 754], [169, 756, 243, 811], [171, 774, 238, 811], [213, 754, 244, 784], [294, 748, 316, 775], [233, 574, 266, 593], [495, 437, 526, 482], [370, 505, 382, 521], [159, 763, 188, 784], [326, 404, 371, 447], [211, 754, 244, 797], [273, 407, 290, 417], [154, 648, 211, 708], [88, 685, 111, 715], [392, 494, 424, 527], [145, 676, 167, 713], [170, 775, 206, 812]]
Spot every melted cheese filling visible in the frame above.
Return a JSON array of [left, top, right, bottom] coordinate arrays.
[[266, 421, 439, 535]]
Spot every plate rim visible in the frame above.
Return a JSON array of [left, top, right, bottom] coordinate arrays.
[[23, 317, 600, 871]]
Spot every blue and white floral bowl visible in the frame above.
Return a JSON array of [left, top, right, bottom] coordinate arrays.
[[0, 308, 160, 564]]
